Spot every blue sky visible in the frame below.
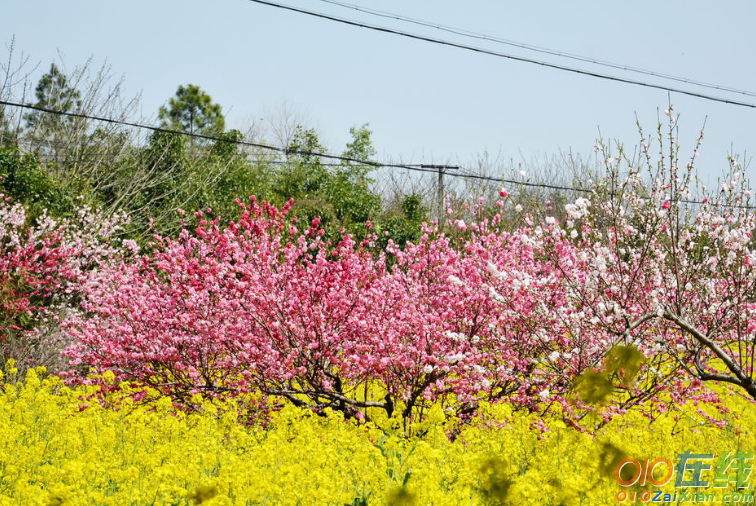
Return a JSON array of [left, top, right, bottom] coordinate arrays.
[[4, 0, 756, 187]]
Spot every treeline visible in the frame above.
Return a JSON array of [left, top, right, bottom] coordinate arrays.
[[0, 49, 611, 248], [0, 59, 429, 246]]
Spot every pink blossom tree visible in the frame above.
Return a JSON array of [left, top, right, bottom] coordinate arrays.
[[66, 196, 554, 428], [66, 199, 389, 413], [0, 191, 126, 374]]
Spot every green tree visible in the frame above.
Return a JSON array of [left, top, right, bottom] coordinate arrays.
[[158, 84, 225, 136], [0, 146, 75, 218], [274, 126, 333, 227], [137, 130, 189, 230], [24, 63, 82, 153], [269, 124, 429, 246], [179, 129, 273, 226], [343, 124, 376, 162], [376, 193, 428, 249], [105, 128, 274, 240], [283, 126, 328, 191], [273, 125, 383, 237], [328, 124, 381, 227]]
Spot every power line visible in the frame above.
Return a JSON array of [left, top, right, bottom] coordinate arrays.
[[3, 99, 425, 171], [313, 0, 756, 99], [244, 0, 756, 110], [3, 99, 755, 209]]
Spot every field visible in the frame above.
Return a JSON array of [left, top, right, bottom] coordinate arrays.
[[2, 364, 756, 506]]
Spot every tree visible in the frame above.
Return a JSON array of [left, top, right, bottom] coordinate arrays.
[[272, 125, 383, 240], [24, 63, 83, 156], [158, 84, 225, 136], [0, 191, 127, 375], [376, 193, 427, 249], [1, 54, 141, 198], [64, 197, 512, 433], [0, 146, 75, 218], [473, 110, 756, 428], [329, 124, 381, 227]]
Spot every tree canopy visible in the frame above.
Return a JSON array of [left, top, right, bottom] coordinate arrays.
[[158, 84, 225, 135], [24, 63, 83, 155]]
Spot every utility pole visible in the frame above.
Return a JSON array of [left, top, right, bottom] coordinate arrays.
[[420, 164, 459, 226]]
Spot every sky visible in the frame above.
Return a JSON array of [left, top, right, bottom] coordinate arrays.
[[3, 0, 756, 189]]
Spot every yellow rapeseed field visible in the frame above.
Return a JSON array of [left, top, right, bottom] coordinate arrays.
[[1, 362, 755, 506]]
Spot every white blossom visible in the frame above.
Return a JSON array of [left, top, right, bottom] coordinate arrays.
[[448, 275, 464, 286], [445, 353, 466, 365], [486, 262, 502, 278]]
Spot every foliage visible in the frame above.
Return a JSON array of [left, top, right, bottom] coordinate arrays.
[[2, 51, 427, 243], [335, 125, 382, 224], [0, 147, 75, 218], [158, 84, 226, 136], [137, 130, 190, 223], [273, 125, 383, 241], [105, 122, 424, 245], [376, 193, 428, 249], [100, 128, 273, 239]]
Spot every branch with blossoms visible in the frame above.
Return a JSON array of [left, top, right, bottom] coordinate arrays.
[[482, 108, 756, 429]]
